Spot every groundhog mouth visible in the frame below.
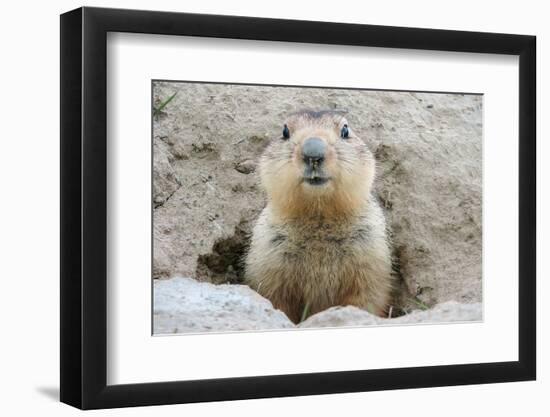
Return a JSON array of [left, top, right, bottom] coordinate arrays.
[[303, 175, 330, 186]]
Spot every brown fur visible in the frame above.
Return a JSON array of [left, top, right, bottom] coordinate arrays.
[[244, 110, 394, 323]]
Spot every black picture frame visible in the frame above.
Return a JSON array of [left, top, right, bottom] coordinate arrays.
[[60, 6, 536, 410]]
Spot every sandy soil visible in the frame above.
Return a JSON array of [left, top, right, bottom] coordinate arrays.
[[152, 81, 482, 314]]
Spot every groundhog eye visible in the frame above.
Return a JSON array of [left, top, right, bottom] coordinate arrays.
[[340, 124, 350, 139], [282, 124, 290, 140]]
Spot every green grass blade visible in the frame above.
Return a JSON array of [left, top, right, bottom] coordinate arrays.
[[153, 91, 177, 116], [300, 302, 311, 323]]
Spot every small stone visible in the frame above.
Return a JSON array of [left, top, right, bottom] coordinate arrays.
[[234, 160, 256, 174]]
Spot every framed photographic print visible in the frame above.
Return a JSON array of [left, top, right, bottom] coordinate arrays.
[[60, 6, 536, 410]]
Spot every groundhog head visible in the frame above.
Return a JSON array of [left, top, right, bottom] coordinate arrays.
[[259, 110, 376, 219]]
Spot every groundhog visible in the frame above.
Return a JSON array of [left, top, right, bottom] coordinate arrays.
[[244, 110, 394, 323]]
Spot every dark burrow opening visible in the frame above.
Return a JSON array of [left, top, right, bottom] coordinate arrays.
[[388, 248, 409, 318], [195, 219, 252, 285], [195, 215, 417, 319]]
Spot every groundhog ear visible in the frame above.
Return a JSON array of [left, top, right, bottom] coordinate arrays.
[[334, 109, 349, 117]]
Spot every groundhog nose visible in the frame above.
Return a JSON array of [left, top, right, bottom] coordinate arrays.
[[302, 137, 327, 164]]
